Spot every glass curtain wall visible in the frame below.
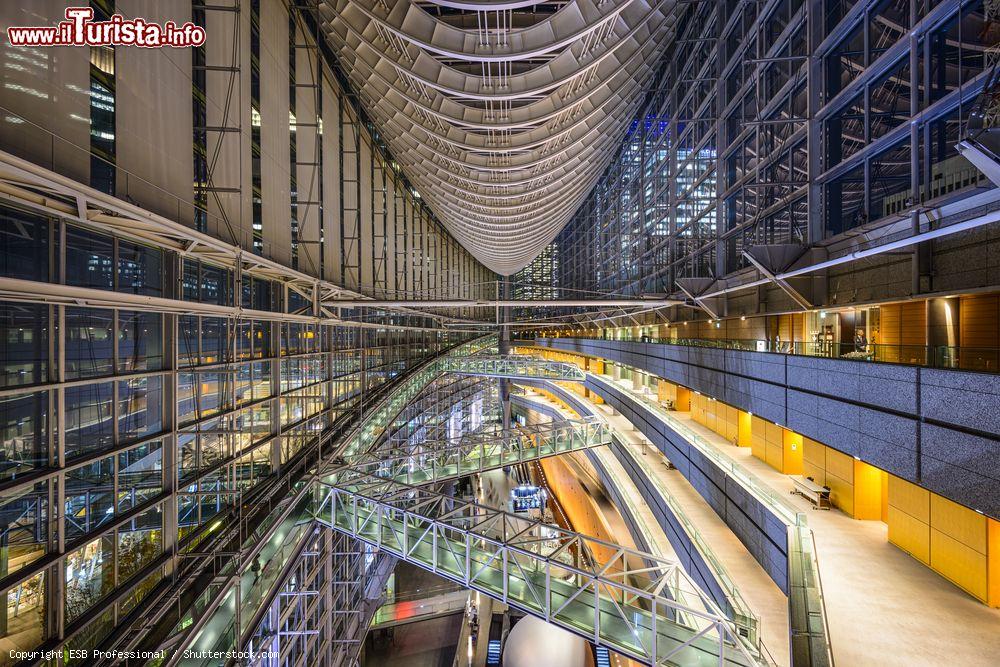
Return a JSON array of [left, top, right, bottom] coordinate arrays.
[[0, 202, 465, 658]]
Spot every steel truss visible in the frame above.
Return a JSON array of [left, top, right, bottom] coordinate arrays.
[[349, 416, 611, 486], [0, 149, 486, 329], [167, 337, 497, 662], [439, 355, 586, 381], [245, 526, 393, 666], [311, 472, 763, 667], [316, 0, 687, 274], [172, 337, 759, 667]]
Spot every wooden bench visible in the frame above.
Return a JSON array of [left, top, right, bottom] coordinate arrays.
[[791, 476, 831, 509]]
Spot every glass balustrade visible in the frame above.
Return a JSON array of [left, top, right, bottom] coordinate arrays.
[[349, 417, 610, 485], [531, 335, 1000, 374], [440, 355, 586, 381]]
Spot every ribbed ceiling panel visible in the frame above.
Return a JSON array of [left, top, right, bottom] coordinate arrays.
[[318, 0, 680, 274]]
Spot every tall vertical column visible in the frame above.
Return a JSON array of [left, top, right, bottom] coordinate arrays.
[[162, 252, 180, 580], [500, 277, 512, 430]]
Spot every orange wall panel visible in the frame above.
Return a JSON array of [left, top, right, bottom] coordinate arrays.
[[675, 386, 691, 411], [737, 411, 753, 448], [781, 429, 804, 475], [825, 448, 855, 516], [930, 529, 988, 602], [989, 519, 1000, 607], [888, 475, 931, 564], [853, 460, 883, 521], [888, 506, 931, 565], [881, 470, 889, 522]]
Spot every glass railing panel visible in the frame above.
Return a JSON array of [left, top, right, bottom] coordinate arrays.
[[341, 417, 609, 487], [534, 335, 1000, 374], [607, 432, 760, 642], [592, 374, 799, 525]]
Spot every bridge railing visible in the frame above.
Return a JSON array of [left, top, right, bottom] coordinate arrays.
[[440, 355, 586, 381], [350, 416, 610, 485], [311, 472, 764, 667], [328, 336, 499, 463]]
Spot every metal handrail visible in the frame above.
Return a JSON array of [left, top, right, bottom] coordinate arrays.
[[608, 433, 761, 644], [440, 355, 586, 381], [589, 373, 800, 526], [312, 472, 766, 667], [788, 525, 835, 667], [350, 417, 611, 486], [513, 386, 762, 650], [531, 335, 1000, 374]]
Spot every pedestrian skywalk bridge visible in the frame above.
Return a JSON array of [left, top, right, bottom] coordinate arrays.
[[440, 354, 586, 381], [350, 417, 611, 486], [310, 472, 763, 667]]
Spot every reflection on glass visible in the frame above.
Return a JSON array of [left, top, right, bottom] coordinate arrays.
[[0, 393, 46, 481], [65, 308, 114, 379], [118, 505, 162, 581], [119, 312, 163, 372], [65, 536, 114, 623], [2, 572, 45, 653], [0, 483, 48, 578], [65, 456, 114, 540], [118, 441, 163, 512], [118, 376, 163, 441], [0, 209, 48, 282], [64, 382, 114, 459], [0, 303, 48, 388]]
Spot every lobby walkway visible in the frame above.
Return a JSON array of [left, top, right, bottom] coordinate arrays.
[[520, 388, 791, 665], [609, 378, 1000, 667]]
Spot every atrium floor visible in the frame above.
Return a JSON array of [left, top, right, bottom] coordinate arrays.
[[615, 380, 1000, 667]]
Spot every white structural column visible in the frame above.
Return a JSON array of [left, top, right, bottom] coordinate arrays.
[[316, 0, 683, 274]]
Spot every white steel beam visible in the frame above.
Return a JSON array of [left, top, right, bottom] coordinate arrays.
[[327, 298, 682, 308]]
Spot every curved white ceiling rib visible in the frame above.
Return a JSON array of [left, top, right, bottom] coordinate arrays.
[[318, 0, 680, 274]]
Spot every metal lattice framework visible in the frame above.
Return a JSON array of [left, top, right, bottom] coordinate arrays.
[[512, 0, 997, 328], [245, 526, 393, 666], [439, 354, 586, 380], [351, 416, 611, 485], [311, 471, 763, 666], [328, 342, 499, 462], [317, 0, 684, 274], [105, 335, 495, 663]]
